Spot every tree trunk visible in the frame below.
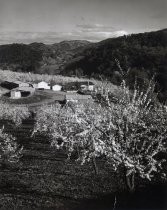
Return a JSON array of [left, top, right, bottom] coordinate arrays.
[[91, 136, 98, 175], [92, 156, 98, 175], [125, 170, 135, 192]]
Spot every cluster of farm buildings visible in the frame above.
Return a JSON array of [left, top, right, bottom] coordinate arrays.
[[0, 80, 95, 103]]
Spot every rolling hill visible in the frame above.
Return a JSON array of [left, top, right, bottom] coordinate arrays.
[[64, 29, 167, 76], [63, 29, 167, 99], [0, 40, 91, 74]]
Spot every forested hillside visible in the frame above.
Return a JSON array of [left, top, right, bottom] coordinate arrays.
[[0, 44, 42, 72], [0, 40, 91, 74], [63, 29, 167, 99]]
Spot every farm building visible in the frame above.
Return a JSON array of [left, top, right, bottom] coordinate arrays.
[[11, 90, 21, 99], [14, 81, 30, 87], [33, 81, 50, 90], [10, 87, 35, 99], [52, 85, 62, 91], [79, 81, 95, 91], [63, 81, 94, 93], [65, 93, 92, 102], [51, 84, 62, 91], [1, 80, 30, 90]]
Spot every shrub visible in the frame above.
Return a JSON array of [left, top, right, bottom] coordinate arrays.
[[0, 127, 23, 164], [0, 102, 30, 126]]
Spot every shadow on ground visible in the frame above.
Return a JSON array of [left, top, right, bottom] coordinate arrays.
[[74, 183, 167, 210]]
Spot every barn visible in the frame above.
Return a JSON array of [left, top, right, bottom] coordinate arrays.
[[33, 81, 50, 90], [11, 90, 21, 99], [79, 81, 95, 91], [1, 80, 30, 90], [10, 87, 35, 99], [65, 93, 92, 102], [51, 84, 62, 91], [14, 81, 30, 87]]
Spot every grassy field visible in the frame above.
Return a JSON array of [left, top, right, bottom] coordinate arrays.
[[0, 69, 93, 84], [0, 90, 56, 106], [0, 69, 120, 94], [0, 90, 71, 109]]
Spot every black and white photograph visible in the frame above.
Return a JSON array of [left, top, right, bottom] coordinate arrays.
[[0, 0, 167, 209]]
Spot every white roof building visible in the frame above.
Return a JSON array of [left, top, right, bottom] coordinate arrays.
[[52, 84, 62, 91], [33, 81, 50, 90], [14, 81, 30, 87], [10, 90, 21, 99]]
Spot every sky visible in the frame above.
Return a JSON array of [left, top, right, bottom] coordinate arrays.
[[0, 0, 166, 44]]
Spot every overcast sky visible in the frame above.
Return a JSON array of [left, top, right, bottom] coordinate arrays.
[[0, 0, 166, 44]]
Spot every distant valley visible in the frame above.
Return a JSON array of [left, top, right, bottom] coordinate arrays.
[[0, 29, 167, 100], [0, 40, 92, 75]]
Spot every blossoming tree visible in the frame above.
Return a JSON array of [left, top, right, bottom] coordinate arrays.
[[33, 80, 167, 191]]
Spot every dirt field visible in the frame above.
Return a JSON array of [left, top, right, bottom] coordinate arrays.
[[0, 90, 66, 107], [0, 118, 119, 209]]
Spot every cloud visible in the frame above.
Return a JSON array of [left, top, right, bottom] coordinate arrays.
[[0, 24, 128, 45], [0, 31, 68, 45], [75, 23, 128, 41], [73, 30, 128, 42], [76, 23, 117, 32]]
